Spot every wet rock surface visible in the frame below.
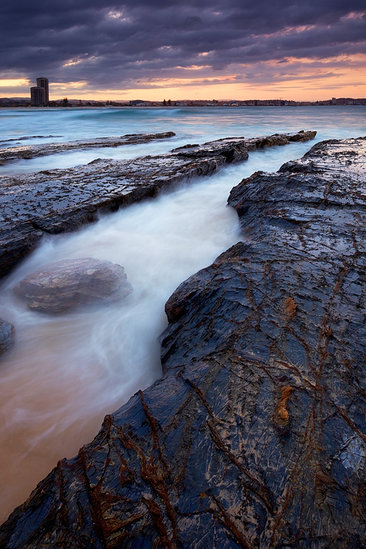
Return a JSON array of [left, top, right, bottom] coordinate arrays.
[[0, 130, 315, 278], [0, 135, 365, 547], [0, 319, 15, 355], [14, 258, 132, 313], [0, 132, 175, 164], [172, 130, 317, 157]]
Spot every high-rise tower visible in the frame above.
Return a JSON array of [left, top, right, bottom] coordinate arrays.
[[30, 77, 49, 106], [30, 86, 46, 106], [36, 77, 49, 105]]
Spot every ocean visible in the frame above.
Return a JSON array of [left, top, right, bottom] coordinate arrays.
[[1, 105, 366, 174], [0, 106, 365, 523]]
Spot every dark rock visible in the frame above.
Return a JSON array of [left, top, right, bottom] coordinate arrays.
[[0, 221, 44, 279], [171, 136, 249, 162], [1, 135, 365, 547], [171, 131, 316, 159], [0, 130, 316, 279], [244, 130, 317, 150], [171, 143, 200, 150], [0, 319, 15, 354], [14, 258, 132, 313], [0, 132, 176, 165]]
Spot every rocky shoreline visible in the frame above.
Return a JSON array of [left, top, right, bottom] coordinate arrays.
[[0, 130, 315, 278], [0, 131, 176, 165], [0, 135, 365, 547]]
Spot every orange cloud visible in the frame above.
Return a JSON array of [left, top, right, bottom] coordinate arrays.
[[0, 78, 30, 88], [1, 53, 366, 101]]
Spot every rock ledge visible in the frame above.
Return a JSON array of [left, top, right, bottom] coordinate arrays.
[[0, 130, 316, 278]]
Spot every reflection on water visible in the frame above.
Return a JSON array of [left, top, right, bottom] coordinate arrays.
[[0, 107, 365, 523]]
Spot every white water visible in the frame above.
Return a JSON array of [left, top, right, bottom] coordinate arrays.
[[0, 107, 365, 523]]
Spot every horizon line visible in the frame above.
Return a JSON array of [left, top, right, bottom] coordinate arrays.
[[2, 95, 366, 103]]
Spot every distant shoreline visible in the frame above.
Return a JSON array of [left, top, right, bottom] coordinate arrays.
[[1, 98, 366, 108]]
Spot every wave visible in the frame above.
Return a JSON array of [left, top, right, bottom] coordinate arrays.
[[72, 107, 186, 120]]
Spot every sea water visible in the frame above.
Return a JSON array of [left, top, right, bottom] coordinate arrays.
[[0, 106, 365, 522]]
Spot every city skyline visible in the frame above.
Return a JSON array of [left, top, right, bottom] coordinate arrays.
[[0, 1, 365, 101]]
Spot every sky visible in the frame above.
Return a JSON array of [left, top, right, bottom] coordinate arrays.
[[0, 0, 366, 101]]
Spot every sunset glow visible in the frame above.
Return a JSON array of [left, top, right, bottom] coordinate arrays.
[[0, 2, 365, 101]]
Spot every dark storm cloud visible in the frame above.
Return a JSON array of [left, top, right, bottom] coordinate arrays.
[[0, 0, 365, 89]]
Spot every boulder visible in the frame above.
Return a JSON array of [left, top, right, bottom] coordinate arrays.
[[0, 319, 15, 354], [14, 258, 132, 313]]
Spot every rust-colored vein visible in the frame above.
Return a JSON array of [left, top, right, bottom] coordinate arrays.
[[77, 416, 120, 540], [269, 482, 296, 547], [332, 403, 366, 443], [334, 264, 349, 294], [138, 391, 178, 537], [79, 425, 113, 491], [139, 390, 169, 470], [182, 377, 216, 420], [111, 439, 135, 485], [117, 418, 178, 544], [78, 449, 109, 545], [207, 419, 273, 512], [274, 359, 315, 389], [212, 496, 254, 549], [268, 406, 316, 546], [322, 180, 333, 202], [142, 497, 177, 549], [315, 263, 349, 379], [285, 325, 317, 376], [117, 512, 145, 528]]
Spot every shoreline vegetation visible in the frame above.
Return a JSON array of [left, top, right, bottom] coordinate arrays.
[[1, 96, 366, 108]]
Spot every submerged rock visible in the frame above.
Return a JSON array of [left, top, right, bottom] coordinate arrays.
[[0, 319, 14, 355], [0, 130, 316, 278], [1, 136, 365, 547], [14, 258, 132, 313]]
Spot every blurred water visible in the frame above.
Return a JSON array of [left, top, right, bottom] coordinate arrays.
[[1, 106, 366, 175], [0, 107, 365, 522]]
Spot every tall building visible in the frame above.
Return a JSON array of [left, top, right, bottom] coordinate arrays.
[[30, 86, 45, 106], [36, 77, 49, 105], [30, 77, 49, 106]]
